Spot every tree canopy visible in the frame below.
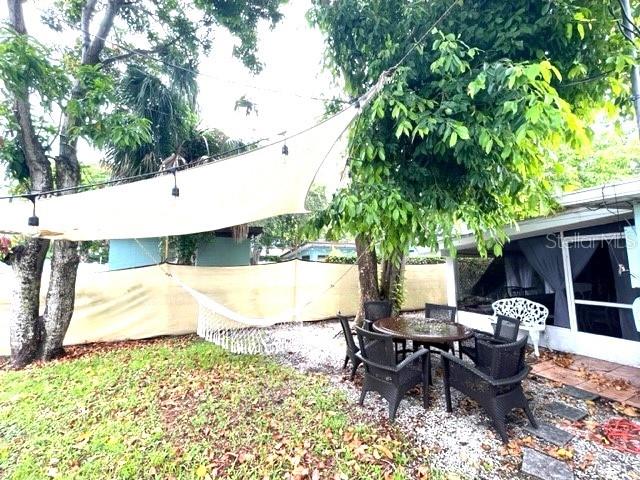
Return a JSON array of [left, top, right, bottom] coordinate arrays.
[[308, 0, 635, 258]]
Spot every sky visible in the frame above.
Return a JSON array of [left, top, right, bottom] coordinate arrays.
[[0, 0, 342, 192]]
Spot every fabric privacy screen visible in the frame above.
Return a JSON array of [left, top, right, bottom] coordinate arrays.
[[0, 261, 448, 356], [0, 104, 359, 241]]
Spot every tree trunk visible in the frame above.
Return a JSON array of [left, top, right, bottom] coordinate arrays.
[[380, 253, 406, 316], [5, 0, 119, 366], [7, 239, 49, 367], [355, 233, 380, 324], [41, 240, 80, 360], [36, 0, 120, 360], [6, 0, 55, 367]]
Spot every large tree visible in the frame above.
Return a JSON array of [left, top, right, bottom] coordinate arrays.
[[309, 0, 635, 313], [0, 0, 285, 367]]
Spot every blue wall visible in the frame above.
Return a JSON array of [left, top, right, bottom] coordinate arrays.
[[108, 238, 162, 271], [195, 237, 251, 267]]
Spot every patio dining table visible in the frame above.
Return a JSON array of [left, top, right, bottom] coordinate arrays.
[[373, 316, 473, 345], [373, 317, 473, 385]]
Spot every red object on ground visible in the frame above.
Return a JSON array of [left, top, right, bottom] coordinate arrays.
[[602, 418, 640, 454]]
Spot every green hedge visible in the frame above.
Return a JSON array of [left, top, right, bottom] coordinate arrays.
[[324, 255, 444, 265]]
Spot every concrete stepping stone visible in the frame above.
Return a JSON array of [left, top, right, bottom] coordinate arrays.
[[547, 401, 588, 421], [524, 421, 574, 446], [521, 447, 574, 480], [559, 385, 600, 401]]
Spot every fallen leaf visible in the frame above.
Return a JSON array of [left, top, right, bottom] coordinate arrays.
[[195, 465, 207, 478]]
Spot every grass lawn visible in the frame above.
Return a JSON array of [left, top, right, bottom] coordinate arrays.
[[0, 336, 432, 480]]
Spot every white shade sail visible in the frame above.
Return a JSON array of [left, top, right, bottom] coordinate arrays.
[[0, 102, 360, 241]]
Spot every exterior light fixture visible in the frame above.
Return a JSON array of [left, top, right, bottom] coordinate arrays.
[[282, 143, 289, 156]]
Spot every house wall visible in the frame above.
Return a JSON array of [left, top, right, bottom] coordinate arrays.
[[449, 217, 640, 367], [195, 237, 251, 267], [108, 238, 162, 271]]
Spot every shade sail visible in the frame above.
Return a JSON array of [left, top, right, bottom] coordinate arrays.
[[0, 103, 358, 241]]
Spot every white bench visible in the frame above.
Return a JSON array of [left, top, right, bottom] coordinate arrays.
[[492, 297, 549, 356]]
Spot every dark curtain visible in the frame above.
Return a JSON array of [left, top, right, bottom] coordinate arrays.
[[504, 252, 534, 289], [519, 235, 598, 328], [607, 242, 640, 341]]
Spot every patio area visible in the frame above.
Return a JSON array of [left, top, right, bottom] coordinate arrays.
[[531, 354, 640, 409], [269, 317, 640, 480]]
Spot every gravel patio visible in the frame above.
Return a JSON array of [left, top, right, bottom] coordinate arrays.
[[267, 316, 640, 480]]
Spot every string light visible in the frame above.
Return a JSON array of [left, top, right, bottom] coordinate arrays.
[[27, 195, 39, 227], [171, 169, 180, 197]]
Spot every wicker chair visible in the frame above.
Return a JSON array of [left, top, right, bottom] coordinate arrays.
[[442, 335, 537, 443], [356, 327, 430, 420], [338, 315, 362, 380], [415, 303, 458, 353], [364, 300, 409, 359], [460, 314, 521, 362]]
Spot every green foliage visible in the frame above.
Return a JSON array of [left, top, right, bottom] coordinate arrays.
[[308, 0, 631, 258], [553, 131, 640, 191], [0, 28, 66, 188], [65, 65, 152, 149], [0, 27, 68, 106], [256, 186, 328, 250], [324, 255, 444, 265], [1, 0, 288, 190]]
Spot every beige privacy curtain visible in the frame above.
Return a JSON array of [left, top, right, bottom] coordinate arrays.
[[0, 261, 448, 355], [0, 104, 358, 241]]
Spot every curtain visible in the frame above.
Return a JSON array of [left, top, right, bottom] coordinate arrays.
[[519, 235, 598, 328], [607, 242, 640, 341], [504, 252, 534, 289]]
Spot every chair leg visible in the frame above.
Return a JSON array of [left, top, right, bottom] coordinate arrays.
[[523, 401, 538, 429], [349, 362, 358, 381], [419, 355, 430, 410], [491, 413, 509, 443], [487, 401, 509, 443], [529, 330, 540, 357], [359, 387, 367, 406], [343, 355, 349, 369], [388, 393, 402, 421], [443, 361, 452, 412]]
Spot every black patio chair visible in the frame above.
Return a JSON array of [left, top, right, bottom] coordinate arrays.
[[441, 334, 537, 443], [459, 314, 521, 362], [364, 300, 409, 359], [364, 300, 392, 322], [338, 314, 362, 380], [356, 327, 430, 420], [415, 303, 458, 354]]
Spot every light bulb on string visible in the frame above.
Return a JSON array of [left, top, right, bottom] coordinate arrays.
[[171, 168, 179, 197], [27, 194, 39, 235]]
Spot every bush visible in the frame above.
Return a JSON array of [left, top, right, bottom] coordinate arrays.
[[323, 255, 444, 265], [260, 255, 281, 263]]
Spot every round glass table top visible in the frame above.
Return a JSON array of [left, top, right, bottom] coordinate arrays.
[[373, 317, 472, 342]]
